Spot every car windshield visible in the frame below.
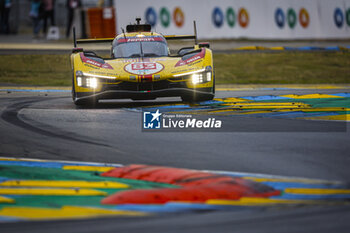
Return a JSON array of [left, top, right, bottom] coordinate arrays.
[[113, 41, 168, 58]]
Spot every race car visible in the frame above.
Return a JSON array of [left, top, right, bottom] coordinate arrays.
[[70, 18, 215, 106]]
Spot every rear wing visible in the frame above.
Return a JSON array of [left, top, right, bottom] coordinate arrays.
[[73, 27, 114, 48], [164, 21, 198, 44], [72, 21, 198, 48], [163, 35, 196, 40], [76, 38, 114, 44]]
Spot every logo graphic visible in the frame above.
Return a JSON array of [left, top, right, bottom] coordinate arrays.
[[143, 110, 162, 129], [274, 8, 309, 29], [173, 7, 184, 27], [212, 7, 224, 27], [145, 7, 157, 26], [287, 8, 297, 28], [238, 8, 249, 28], [275, 8, 285, 28], [124, 62, 164, 75], [160, 7, 170, 27], [145, 7, 185, 28], [226, 7, 236, 28], [212, 7, 248, 28], [334, 8, 344, 28], [299, 8, 309, 28]]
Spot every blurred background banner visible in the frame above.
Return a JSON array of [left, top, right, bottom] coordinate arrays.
[[114, 0, 350, 39]]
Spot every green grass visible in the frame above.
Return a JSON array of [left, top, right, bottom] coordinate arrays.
[[213, 52, 350, 84], [0, 54, 72, 86], [0, 52, 349, 86]]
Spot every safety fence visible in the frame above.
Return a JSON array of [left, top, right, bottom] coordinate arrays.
[[114, 0, 350, 39]]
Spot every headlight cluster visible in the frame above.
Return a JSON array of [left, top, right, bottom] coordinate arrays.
[[192, 71, 212, 84], [172, 66, 213, 84], [75, 71, 98, 89], [191, 66, 212, 84]]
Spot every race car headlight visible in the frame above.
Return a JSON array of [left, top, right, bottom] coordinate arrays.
[[75, 71, 108, 89], [191, 71, 211, 84], [173, 67, 212, 85], [76, 71, 83, 87], [206, 71, 212, 82], [192, 73, 202, 84], [86, 77, 98, 89], [77, 77, 82, 87]]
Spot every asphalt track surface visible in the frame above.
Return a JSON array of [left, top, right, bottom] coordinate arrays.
[[0, 89, 350, 232]]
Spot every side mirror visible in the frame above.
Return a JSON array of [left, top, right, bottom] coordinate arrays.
[[178, 47, 195, 56], [199, 42, 210, 48], [72, 48, 83, 53]]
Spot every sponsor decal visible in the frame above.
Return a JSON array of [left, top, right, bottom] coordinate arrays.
[[212, 7, 248, 29], [80, 54, 113, 70], [145, 7, 157, 26], [334, 7, 350, 28], [84, 64, 99, 69], [117, 36, 165, 44], [299, 8, 309, 28], [124, 62, 164, 75], [145, 7, 185, 28], [226, 7, 236, 28], [212, 7, 224, 28], [89, 71, 116, 77], [170, 67, 196, 74], [274, 8, 310, 29], [238, 8, 249, 28], [173, 7, 184, 27], [275, 8, 285, 28], [287, 8, 297, 29], [143, 110, 222, 131], [334, 8, 344, 28], [175, 49, 205, 67], [160, 7, 170, 28]]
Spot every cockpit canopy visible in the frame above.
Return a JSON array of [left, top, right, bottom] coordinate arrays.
[[112, 36, 169, 58]]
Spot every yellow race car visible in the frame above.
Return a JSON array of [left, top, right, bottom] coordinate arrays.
[[70, 18, 215, 106]]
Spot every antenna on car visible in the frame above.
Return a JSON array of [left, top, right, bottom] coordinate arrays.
[[121, 28, 127, 42], [193, 21, 198, 45], [73, 27, 77, 48], [136, 18, 141, 25]]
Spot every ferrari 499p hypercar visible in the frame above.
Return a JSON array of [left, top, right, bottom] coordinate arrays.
[[70, 18, 215, 106]]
